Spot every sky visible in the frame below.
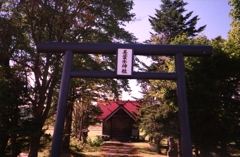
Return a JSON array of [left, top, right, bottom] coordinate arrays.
[[122, 0, 232, 100]]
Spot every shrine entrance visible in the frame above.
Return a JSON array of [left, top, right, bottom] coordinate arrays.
[[37, 42, 212, 157]]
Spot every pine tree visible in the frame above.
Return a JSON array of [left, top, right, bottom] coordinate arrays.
[[149, 0, 206, 44], [137, 1, 207, 154]]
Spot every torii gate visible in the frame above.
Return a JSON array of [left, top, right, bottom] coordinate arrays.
[[37, 42, 212, 157]]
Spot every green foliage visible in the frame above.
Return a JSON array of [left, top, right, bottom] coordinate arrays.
[[226, 0, 240, 58], [40, 133, 52, 149], [88, 138, 103, 147], [170, 35, 240, 156], [70, 138, 83, 152], [0, 64, 28, 156], [1, 0, 137, 156], [229, 0, 240, 20], [139, 102, 179, 140], [137, 54, 179, 154], [140, 19, 240, 155], [148, 0, 206, 44], [72, 144, 82, 152], [72, 96, 103, 140]]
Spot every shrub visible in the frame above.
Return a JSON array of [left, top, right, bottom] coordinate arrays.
[[88, 138, 103, 147]]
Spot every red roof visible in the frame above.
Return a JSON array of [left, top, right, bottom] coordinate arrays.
[[97, 100, 141, 121]]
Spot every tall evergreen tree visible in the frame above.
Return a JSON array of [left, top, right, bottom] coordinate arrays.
[[137, 1, 207, 154], [149, 0, 206, 44]]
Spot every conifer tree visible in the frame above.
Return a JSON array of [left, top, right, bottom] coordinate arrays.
[[149, 0, 206, 44], [138, 1, 207, 154]]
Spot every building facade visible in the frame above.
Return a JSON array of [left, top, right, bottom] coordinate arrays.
[[97, 100, 141, 141]]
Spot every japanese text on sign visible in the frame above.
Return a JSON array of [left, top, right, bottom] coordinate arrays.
[[117, 48, 133, 76]]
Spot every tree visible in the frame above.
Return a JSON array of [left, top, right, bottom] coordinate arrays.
[[1, 0, 137, 156], [71, 95, 102, 140], [0, 70, 27, 157], [139, 95, 178, 154], [149, 0, 206, 44], [137, 55, 179, 154], [168, 35, 240, 156], [0, 3, 29, 156], [226, 0, 240, 58], [62, 78, 104, 150], [137, 1, 207, 155], [229, 0, 240, 20]]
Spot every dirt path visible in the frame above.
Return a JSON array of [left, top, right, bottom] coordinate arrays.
[[101, 142, 139, 157], [83, 141, 166, 157]]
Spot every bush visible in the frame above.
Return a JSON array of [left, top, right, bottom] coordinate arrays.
[[88, 138, 103, 147]]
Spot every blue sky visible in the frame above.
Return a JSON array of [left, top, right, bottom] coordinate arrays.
[[122, 0, 232, 100]]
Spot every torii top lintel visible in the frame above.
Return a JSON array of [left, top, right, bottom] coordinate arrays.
[[37, 42, 212, 56]]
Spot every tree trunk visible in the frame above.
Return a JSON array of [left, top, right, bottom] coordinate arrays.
[[220, 138, 229, 157], [79, 112, 87, 141], [28, 135, 41, 157], [74, 117, 78, 138], [0, 134, 9, 156], [155, 138, 161, 154], [11, 103, 19, 157], [73, 107, 79, 138], [178, 135, 182, 157], [78, 115, 84, 140], [11, 134, 17, 157], [62, 102, 73, 151], [0, 111, 11, 156]]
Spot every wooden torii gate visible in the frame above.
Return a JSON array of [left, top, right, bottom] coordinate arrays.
[[37, 42, 212, 157]]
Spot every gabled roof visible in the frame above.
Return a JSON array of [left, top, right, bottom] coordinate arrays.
[[97, 100, 141, 121]]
